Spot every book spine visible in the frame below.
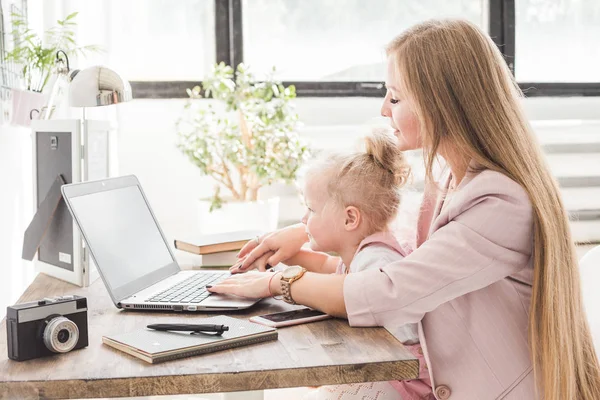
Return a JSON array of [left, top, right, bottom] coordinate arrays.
[[174, 240, 201, 255], [155, 332, 278, 363]]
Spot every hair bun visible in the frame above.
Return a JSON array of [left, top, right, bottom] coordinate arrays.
[[364, 129, 411, 187]]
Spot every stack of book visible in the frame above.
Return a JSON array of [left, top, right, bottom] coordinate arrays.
[[173, 230, 263, 268]]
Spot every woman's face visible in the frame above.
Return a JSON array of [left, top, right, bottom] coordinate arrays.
[[381, 57, 423, 151]]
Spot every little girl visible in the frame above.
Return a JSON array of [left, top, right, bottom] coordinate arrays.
[[281, 130, 432, 400]]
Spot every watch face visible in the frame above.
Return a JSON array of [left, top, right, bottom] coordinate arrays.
[[282, 265, 303, 279]]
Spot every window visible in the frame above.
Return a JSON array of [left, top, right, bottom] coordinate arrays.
[[110, 0, 214, 81], [242, 0, 485, 82], [515, 0, 600, 83], [73, 0, 215, 82], [106, 0, 598, 98]]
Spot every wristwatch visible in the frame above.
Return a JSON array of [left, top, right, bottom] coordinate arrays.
[[280, 266, 307, 305]]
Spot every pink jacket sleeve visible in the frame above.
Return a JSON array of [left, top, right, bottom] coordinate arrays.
[[343, 171, 534, 327]]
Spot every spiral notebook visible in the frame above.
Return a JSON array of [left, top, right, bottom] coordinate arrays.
[[102, 315, 277, 364]]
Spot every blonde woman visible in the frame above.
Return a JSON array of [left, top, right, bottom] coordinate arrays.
[[208, 19, 600, 399]]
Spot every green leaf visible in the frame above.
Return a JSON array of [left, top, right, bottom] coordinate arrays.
[[7, 9, 100, 92], [176, 62, 311, 203]]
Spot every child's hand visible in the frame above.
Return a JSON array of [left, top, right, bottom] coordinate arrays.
[[236, 223, 309, 272]]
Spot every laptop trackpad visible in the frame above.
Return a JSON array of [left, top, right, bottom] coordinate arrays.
[[201, 294, 258, 309]]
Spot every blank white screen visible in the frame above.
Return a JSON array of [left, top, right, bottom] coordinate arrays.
[[69, 186, 173, 290]]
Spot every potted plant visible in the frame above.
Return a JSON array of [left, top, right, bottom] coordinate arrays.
[[176, 63, 310, 233], [6, 11, 100, 124]]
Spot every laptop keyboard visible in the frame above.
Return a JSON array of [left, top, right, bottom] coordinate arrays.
[[145, 272, 228, 303]]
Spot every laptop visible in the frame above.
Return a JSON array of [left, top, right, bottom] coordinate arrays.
[[61, 175, 260, 312]]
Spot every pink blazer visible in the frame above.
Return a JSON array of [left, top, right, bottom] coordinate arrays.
[[344, 168, 536, 400]]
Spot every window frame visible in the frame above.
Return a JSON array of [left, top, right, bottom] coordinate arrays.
[[130, 0, 600, 99]]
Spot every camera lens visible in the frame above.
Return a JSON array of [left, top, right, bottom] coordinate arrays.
[[43, 316, 79, 353], [57, 329, 70, 343]]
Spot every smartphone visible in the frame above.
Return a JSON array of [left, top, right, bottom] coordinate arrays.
[[249, 307, 331, 328]]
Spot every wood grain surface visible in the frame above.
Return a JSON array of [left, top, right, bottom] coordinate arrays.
[[0, 273, 418, 399]]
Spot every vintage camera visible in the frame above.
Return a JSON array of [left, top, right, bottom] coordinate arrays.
[[6, 295, 89, 361]]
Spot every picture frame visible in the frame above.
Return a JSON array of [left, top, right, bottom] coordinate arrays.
[[30, 119, 110, 287]]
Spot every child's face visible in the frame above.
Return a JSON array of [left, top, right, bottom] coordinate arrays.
[[301, 177, 344, 253], [381, 56, 422, 151]]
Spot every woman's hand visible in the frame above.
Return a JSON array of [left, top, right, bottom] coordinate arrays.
[[234, 223, 309, 273], [229, 251, 275, 274], [208, 270, 348, 318], [207, 271, 281, 299]]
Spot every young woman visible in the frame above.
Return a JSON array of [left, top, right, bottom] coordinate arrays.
[[208, 19, 600, 400]]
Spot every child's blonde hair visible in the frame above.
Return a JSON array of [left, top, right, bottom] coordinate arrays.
[[308, 129, 411, 235], [386, 18, 600, 400]]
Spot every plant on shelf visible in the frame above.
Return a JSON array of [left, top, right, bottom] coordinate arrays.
[[6, 11, 101, 92], [176, 62, 310, 211]]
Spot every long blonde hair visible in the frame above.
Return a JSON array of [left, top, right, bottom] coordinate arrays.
[[386, 19, 600, 400]]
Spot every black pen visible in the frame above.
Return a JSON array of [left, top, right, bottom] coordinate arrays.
[[147, 323, 229, 335]]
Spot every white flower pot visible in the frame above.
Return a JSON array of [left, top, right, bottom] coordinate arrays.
[[197, 197, 280, 235], [10, 89, 47, 127]]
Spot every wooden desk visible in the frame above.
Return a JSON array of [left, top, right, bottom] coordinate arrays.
[[0, 273, 418, 399]]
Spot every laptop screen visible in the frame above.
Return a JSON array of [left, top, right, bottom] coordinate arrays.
[[68, 185, 175, 294]]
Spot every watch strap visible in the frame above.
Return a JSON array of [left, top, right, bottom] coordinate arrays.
[[281, 278, 295, 305], [280, 267, 306, 305]]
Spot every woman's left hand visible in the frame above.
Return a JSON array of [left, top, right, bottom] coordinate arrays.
[[207, 271, 279, 299], [229, 251, 276, 274]]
